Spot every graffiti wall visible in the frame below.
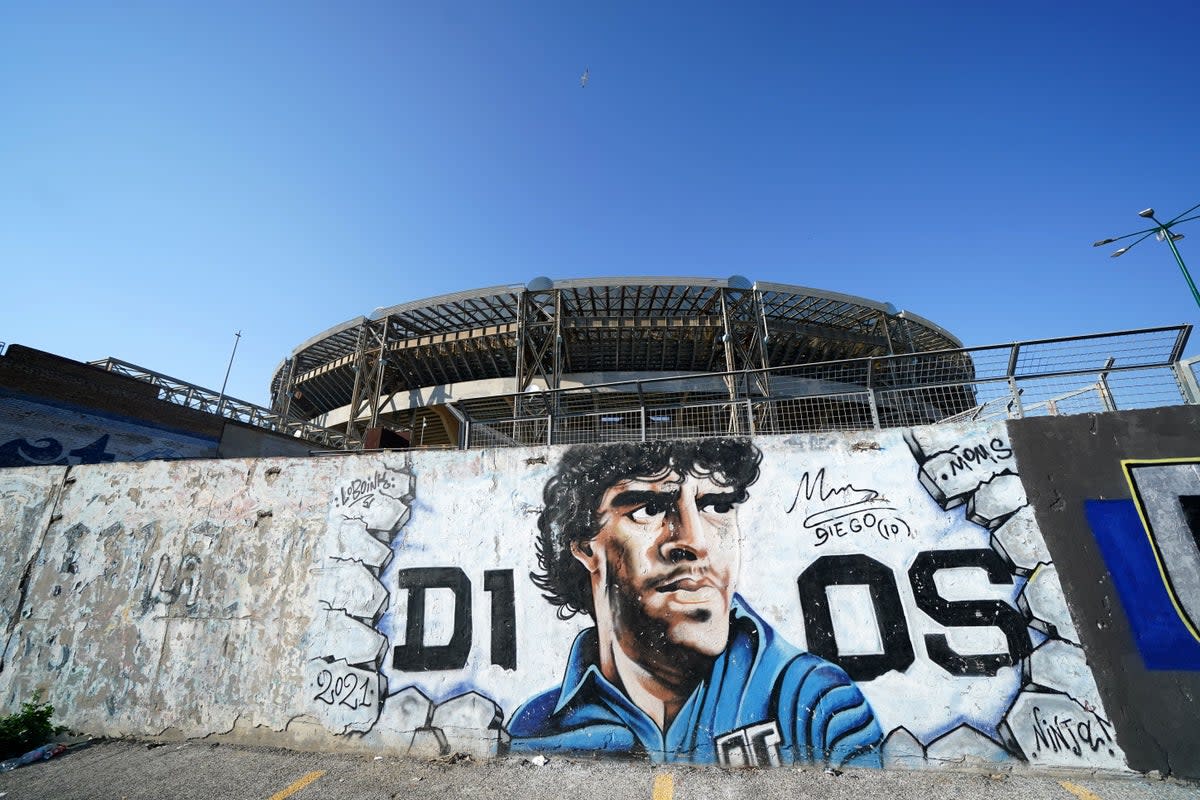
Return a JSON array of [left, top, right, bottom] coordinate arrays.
[[1008, 406, 1200, 778], [0, 422, 1133, 773], [1086, 459, 1200, 670], [0, 391, 220, 467], [305, 425, 1122, 769]]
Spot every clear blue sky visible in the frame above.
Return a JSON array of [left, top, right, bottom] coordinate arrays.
[[4, 1, 1199, 406]]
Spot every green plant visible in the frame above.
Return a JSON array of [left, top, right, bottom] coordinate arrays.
[[0, 692, 65, 760]]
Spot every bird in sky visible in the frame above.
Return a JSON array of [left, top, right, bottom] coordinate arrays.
[[580, 68, 589, 88]]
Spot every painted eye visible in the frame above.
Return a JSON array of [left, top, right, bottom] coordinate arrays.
[[628, 502, 668, 524], [698, 497, 736, 514]]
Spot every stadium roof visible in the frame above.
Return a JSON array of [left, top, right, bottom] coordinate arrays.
[[272, 276, 960, 421]]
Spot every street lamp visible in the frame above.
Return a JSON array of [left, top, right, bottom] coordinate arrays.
[[1093, 203, 1200, 311]]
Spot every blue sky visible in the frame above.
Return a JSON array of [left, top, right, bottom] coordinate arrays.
[[4, 1, 1199, 406]]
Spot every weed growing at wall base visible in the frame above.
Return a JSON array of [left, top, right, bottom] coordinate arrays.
[[0, 692, 65, 759]]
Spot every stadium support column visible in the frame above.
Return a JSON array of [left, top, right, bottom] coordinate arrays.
[[873, 312, 915, 424], [272, 357, 297, 432], [514, 283, 562, 443], [878, 310, 896, 355], [516, 286, 562, 392], [343, 317, 389, 449], [885, 313, 919, 355], [719, 282, 770, 434]]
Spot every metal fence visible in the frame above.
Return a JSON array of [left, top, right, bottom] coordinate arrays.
[[79, 326, 1199, 453], [1188, 354, 1200, 403], [455, 325, 1195, 449], [88, 357, 348, 449]]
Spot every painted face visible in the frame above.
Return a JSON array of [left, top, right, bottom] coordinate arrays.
[[579, 468, 744, 663]]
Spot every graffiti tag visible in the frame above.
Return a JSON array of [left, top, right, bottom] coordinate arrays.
[[335, 471, 396, 510], [1029, 706, 1116, 759], [787, 468, 911, 546], [0, 434, 117, 468], [305, 659, 383, 732], [934, 438, 1013, 481], [314, 667, 375, 710], [143, 553, 203, 610]]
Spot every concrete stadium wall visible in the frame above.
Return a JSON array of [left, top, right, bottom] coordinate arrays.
[[0, 415, 1192, 775]]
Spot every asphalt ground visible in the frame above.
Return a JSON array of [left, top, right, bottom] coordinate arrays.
[[0, 739, 1195, 800]]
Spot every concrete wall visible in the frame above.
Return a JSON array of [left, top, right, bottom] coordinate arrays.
[[216, 422, 316, 460], [1, 417, 1166, 774], [0, 345, 317, 465], [0, 388, 222, 465], [1008, 406, 1200, 778]]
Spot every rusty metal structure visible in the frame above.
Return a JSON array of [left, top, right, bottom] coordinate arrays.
[[269, 276, 963, 448]]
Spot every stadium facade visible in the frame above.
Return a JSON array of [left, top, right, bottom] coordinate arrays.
[[270, 276, 966, 448]]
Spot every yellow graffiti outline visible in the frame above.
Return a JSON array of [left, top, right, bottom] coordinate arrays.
[[1119, 457, 1200, 644]]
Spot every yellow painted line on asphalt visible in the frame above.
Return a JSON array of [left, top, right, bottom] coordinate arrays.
[[652, 772, 674, 800], [1059, 780, 1103, 800], [269, 770, 326, 800]]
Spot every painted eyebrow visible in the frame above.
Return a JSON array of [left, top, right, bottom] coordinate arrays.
[[606, 487, 747, 511], [607, 489, 680, 510], [695, 489, 747, 508]]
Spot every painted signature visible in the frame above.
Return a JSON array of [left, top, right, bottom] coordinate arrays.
[[786, 468, 911, 545]]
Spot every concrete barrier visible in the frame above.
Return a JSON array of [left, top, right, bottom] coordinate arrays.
[[0, 414, 1195, 776]]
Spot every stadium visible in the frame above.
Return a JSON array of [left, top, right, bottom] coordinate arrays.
[[269, 276, 975, 449]]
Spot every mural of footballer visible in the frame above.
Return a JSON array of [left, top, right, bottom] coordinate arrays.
[[508, 438, 883, 767]]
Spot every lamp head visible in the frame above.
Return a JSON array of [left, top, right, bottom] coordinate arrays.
[[1111, 247, 1130, 258], [1138, 208, 1156, 219], [1092, 238, 1116, 247]]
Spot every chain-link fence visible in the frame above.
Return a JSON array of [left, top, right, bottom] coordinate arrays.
[[456, 325, 1194, 449]]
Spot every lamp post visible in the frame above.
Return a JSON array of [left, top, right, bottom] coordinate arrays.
[[216, 330, 242, 414], [1093, 203, 1200, 311]]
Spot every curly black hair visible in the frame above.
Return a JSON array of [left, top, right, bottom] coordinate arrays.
[[531, 438, 762, 619]]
